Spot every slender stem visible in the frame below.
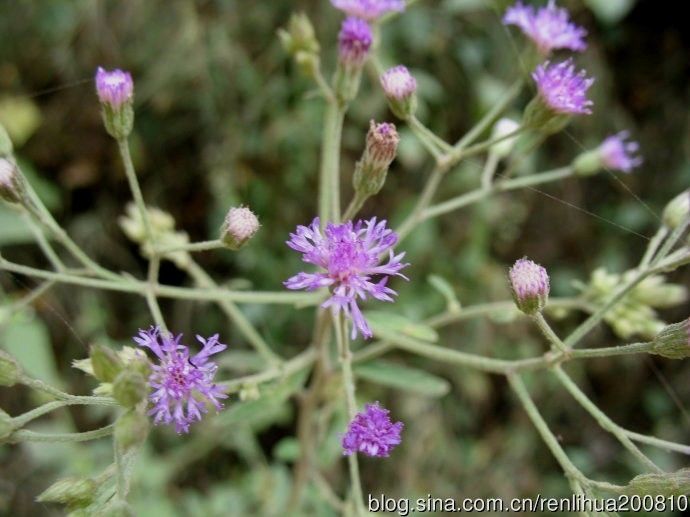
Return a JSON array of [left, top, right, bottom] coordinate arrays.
[[11, 399, 114, 428], [114, 440, 126, 500], [117, 138, 154, 244], [625, 430, 690, 456], [23, 212, 65, 271], [219, 349, 315, 391], [4, 281, 55, 318], [184, 258, 282, 365], [342, 192, 368, 222], [447, 126, 525, 164], [481, 153, 500, 190], [145, 255, 168, 333], [335, 314, 365, 516], [408, 116, 451, 159], [566, 341, 654, 359], [532, 312, 569, 353], [552, 366, 663, 474], [639, 226, 668, 268], [653, 217, 690, 265], [396, 165, 445, 241], [8, 423, 115, 443], [155, 239, 224, 255], [19, 374, 117, 405], [319, 102, 346, 224]]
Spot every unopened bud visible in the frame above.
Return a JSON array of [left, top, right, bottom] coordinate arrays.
[[353, 121, 399, 197], [95, 67, 134, 140], [509, 257, 550, 315], [490, 118, 520, 159], [625, 468, 690, 496], [221, 206, 260, 250], [572, 148, 602, 177], [651, 319, 690, 360], [0, 157, 26, 205], [0, 408, 13, 441], [334, 17, 372, 102], [115, 409, 149, 450], [37, 477, 97, 509], [113, 369, 147, 408], [90, 344, 124, 383], [0, 122, 13, 157], [0, 350, 21, 386], [380, 65, 418, 120], [294, 51, 319, 79], [279, 13, 319, 56], [663, 190, 690, 230]]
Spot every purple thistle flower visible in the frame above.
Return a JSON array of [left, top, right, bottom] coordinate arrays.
[[330, 0, 405, 21], [503, 1, 587, 55], [338, 17, 373, 67], [342, 402, 403, 457], [134, 327, 228, 434], [599, 131, 642, 173], [380, 65, 417, 101], [509, 257, 550, 315], [532, 59, 594, 115], [95, 67, 134, 109], [284, 217, 409, 340]]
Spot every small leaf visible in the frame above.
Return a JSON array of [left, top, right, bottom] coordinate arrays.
[[364, 311, 438, 343], [354, 360, 450, 397], [428, 274, 461, 312]]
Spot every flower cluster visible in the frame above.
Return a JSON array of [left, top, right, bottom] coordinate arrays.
[[342, 402, 403, 457], [284, 217, 408, 339], [134, 327, 228, 434]]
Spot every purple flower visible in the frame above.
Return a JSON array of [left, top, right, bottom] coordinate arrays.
[[342, 402, 403, 457], [330, 0, 405, 21], [532, 59, 594, 115], [284, 217, 408, 339], [380, 65, 417, 101], [134, 327, 228, 434], [95, 67, 134, 109], [338, 17, 373, 67], [503, 1, 587, 55], [509, 257, 550, 315], [600, 131, 642, 173]]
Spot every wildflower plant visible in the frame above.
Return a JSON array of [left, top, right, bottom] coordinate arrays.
[[2, 1, 690, 515]]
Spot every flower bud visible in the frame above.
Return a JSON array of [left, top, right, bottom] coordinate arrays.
[[278, 12, 320, 56], [0, 350, 21, 386], [0, 122, 13, 157], [90, 344, 124, 383], [0, 408, 13, 441], [353, 121, 399, 197], [663, 190, 690, 230], [95, 67, 134, 140], [508, 257, 550, 315], [221, 206, 260, 250], [380, 65, 418, 120], [572, 148, 602, 177], [0, 157, 26, 205], [651, 319, 690, 359], [625, 468, 690, 496], [334, 17, 372, 102], [115, 409, 150, 451], [574, 131, 642, 177], [37, 476, 97, 509], [113, 369, 147, 408], [490, 118, 520, 159]]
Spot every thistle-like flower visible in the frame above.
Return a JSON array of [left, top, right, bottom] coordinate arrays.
[[503, 1, 587, 55], [221, 206, 260, 250], [380, 65, 418, 119], [532, 59, 594, 116], [338, 17, 373, 68], [95, 67, 135, 139], [330, 0, 405, 21], [284, 217, 409, 339], [134, 327, 228, 434], [599, 131, 642, 173], [342, 402, 403, 457], [354, 121, 399, 197], [509, 258, 550, 315]]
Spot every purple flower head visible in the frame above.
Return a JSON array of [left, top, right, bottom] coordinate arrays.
[[330, 0, 405, 21], [599, 131, 642, 173], [509, 257, 550, 314], [134, 327, 228, 434], [342, 402, 403, 457], [338, 17, 373, 67], [503, 1, 587, 55], [532, 59, 594, 115], [380, 65, 417, 101], [95, 67, 134, 109], [284, 217, 409, 339]]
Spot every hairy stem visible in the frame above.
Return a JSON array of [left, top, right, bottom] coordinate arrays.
[[319, 102, 346, 224], [8, 424, 115, 443]]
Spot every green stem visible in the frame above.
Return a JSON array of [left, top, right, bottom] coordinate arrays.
[[408, 116, 451, 159], [156, 239, 224, 255], [145, 255, 168, 333], [624, 430, 690, 456], [446, 126, 525, 164], [481, 152, 500, 190], [11, 399, 114, 428], [552, 366, 663, 474], [117, 138, 154, 244], [19, 374, 117, 405], [532, 312, 569, 353], [639, 226, 668, 268], [396, 165, 445, 242], [219, 349, 315, 392], [114, 440, 126, 500], [23, 212, 65, 271], [8, 424, 115, 443], [342, 192, 368, 222], [319, 102, 346, 224], [652, 217, 690, 265]]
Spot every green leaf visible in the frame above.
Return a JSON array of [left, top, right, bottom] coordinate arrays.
[[364, 311, 438, 343], [1, 316, 62, 387], [354, 360, 450, 397]]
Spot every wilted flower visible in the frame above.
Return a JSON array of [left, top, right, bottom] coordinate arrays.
[[134, 327, 228, 434], [221, 206, 260, 250], [284, 217, 409, 339], [380, 65, 418, 119], [532, 59, 594, 115], [330, 0, 405, 21], [338, 17, 373, 68], [509, 258, 550, 315], [599, 131, 642, 173], [342, 402, 403, 457], [95, 67, 133, 109], [503, 1, 587, 55]]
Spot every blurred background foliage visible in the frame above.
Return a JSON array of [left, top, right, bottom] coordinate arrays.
[[1, 0, 690, 515]]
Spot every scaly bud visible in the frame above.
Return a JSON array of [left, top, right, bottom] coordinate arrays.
[[113, 369, 147, 408], [90, 344, 124, 383], [380, 65, 418, 120], [115, 409, 150, 450], [625, 468, 690, 496], [221, 206, 260, 250], [37, 477, 97, 509], [509, 257, 550, 315], [0, 350, 21, 386], [651, 319, 690, 359], [353, 121, 399, 197], [0, 157, 26, 205], [663, 190, 690, 230], [95, 67, 134, 140]]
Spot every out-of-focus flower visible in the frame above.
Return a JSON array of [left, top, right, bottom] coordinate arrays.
[[599, 132, 642, 173], [532, 59, 594, 115], [221, 206, 260, 250], [330, 0, 405, 21], [509, 258, 550, 315], [95, 67, 134, 139], [134, 327, 228, 434], [284, 217, 408, 339], [342, 402, 403, 457], [380, 65, 418, 119], [0, 157, 24, 205], [338, 17, 373, 68]]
